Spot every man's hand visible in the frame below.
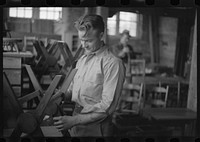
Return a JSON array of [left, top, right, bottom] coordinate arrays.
[[122, 46, 130, 53], [118, 50, 126, 57], [53, 115, 75, 131], [53, 113, 107, 131], [118, 47, 129, 57]]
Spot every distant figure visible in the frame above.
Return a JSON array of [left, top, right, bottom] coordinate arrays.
[[110, 30, 136, 64]]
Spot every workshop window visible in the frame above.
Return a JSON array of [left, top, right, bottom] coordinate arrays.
[[9, 7, 32, 18], [39, 7, 62, 20], [107, 14, 117, 35], [107, 11, 141, 37]]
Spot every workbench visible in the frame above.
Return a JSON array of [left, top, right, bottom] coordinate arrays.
[[3, 51, 33, 97], [141, 108, 196, 136]]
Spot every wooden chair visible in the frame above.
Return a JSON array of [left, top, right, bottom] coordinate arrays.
[[112, 83, 151, 136], [119, 83, 144, 114], [128, 59, 146, 100], [150, 85, 169, 108], [129, 59, 146, 77], [160, 82, 181, 107]]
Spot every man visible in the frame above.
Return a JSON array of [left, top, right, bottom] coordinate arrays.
[[110, 30, 136, 64], [53, 14, 125, 136]]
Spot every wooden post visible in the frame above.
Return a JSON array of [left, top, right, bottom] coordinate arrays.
[[148, 15, 154, 64], [96, 7, 109, 44], [151, 10, 160, 63], [186, 11, 197, 136], [187, 12, 197, 112]]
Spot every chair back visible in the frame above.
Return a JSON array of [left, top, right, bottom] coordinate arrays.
[[120, 83, 144, 114], [129, 59, 146, 78], [151, 85, 169, 108]]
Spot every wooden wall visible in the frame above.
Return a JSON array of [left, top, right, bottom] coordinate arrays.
[[54, 7, 85, 41], [158, 17, 178, 67], [187, 13, 197, 112], [8, 18, 54, 34]]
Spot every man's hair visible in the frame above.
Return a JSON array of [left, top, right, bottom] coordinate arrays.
[[74, 14, 105, 36]]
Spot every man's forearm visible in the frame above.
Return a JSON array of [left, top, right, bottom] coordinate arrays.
[[53, 110, 108, 131], [72, 112, 107, 126]]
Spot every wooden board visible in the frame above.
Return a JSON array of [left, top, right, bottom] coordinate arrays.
[[12, 86, 21, 98], [131, 76, 188, 84], [142, 108, 196, 120], [4, 69, 21, 85], [187, 13, 197, 112], [3, 57, 21, 69], [159, 17, 178, 67], [3, 52, 33, 58]]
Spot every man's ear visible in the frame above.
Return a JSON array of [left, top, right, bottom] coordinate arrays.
[[99, 32, 104, 39]]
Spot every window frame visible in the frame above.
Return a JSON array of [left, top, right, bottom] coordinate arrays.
[[9, 7, 33, 19], [107, 11, 142, 39], [39, 7, 62, 21]]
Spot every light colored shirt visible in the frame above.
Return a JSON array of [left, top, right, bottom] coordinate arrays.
[[70, 45, 125, 116]]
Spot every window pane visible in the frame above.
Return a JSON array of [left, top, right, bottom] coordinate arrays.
[[119, 21, 128, 33], [107, 21, 116, 35], [9, 8, 17, 17], [120, 12, 137, 21], [48, 7, 54, 11], [25, 7, 32, 10], [9, 7, 32, 18], [55, 7, 62, 11], [40, 7, 47, 11], [39, 7, 62, 20], [129, 23, 137, 37], [18, 7, 25, 10], [40, 11, 47, 19], [25, 10, 32, 18], [107, 26, 116, 35], [17, 9, 24, 17], [107, 14, 117, 35], [47, 11, 54, 19], [54, 12, 59, 20]]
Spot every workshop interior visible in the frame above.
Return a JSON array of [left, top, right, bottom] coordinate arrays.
[[2, 6, 197, 138]]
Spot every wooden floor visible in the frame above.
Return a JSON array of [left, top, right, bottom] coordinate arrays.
[[3, 126, 63, 138]]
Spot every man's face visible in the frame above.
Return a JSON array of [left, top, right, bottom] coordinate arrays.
[[78, 29, 103, 54], [120, 34, 130, 46]]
